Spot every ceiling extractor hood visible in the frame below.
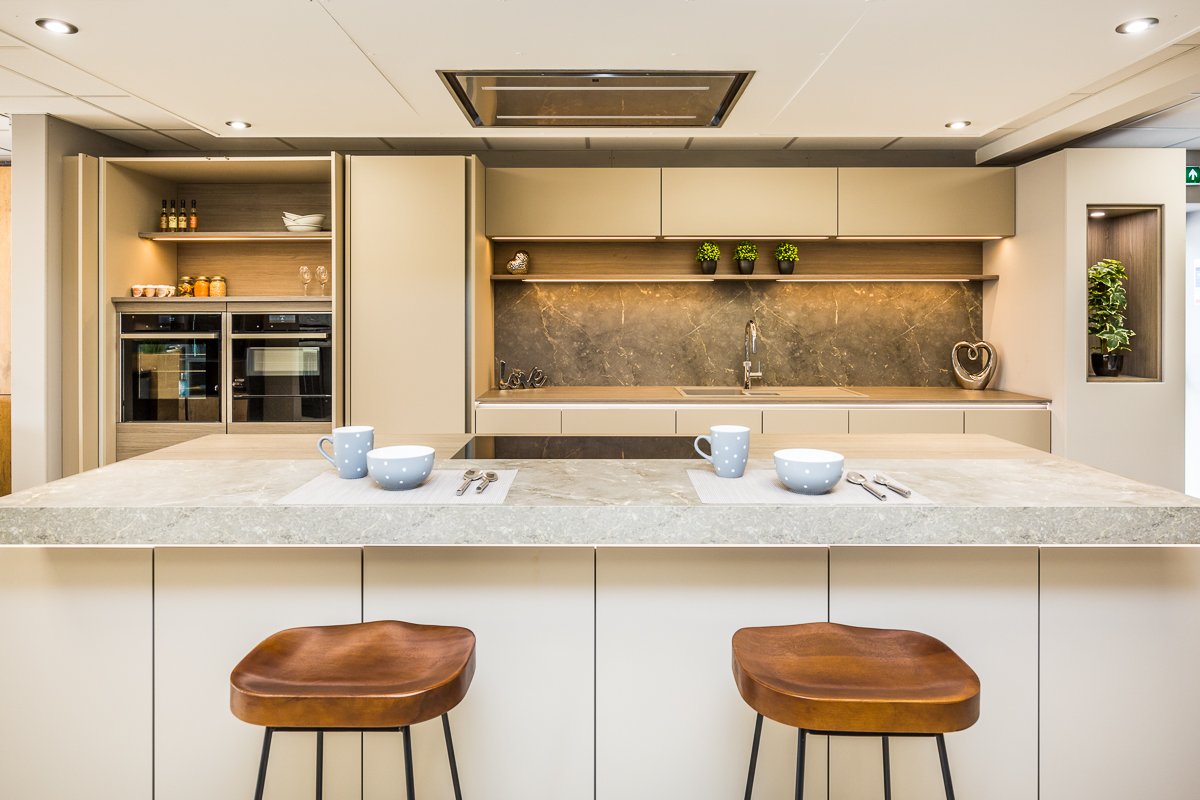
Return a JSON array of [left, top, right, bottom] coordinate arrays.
[[438, 70, 752, 127]]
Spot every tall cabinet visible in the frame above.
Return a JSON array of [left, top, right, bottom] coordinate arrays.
[[346, 156, 481, 434]]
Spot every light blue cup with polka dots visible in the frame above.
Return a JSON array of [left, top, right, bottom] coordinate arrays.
[[694, 424, 751, 478], [317, 425, 375, 479], [773, 448, 844, 495], [367, 445, 435, 490]]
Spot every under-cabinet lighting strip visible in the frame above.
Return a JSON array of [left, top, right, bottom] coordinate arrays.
[[835, 236, 1005, 241], [490, 236, 660, 241], [774, 277, 972, 283], [523, 277, 716, 283], [659, 236, 832, 241], [520, 277, 983, 284], [144, 234, 331, 242]]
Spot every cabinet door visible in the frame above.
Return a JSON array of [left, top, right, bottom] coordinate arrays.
[[348, 156, 467, 433], [675, 407, 763, 435], [837, 168, 1015, 237], [964, 409, 1050, 451], [661, 168, 837, 237], [561, 407, 675, 435], [848, 408, 964, 434], [762, 408, 849, 434], [485, 168, 660, 238], [475, 406, 562, 435]]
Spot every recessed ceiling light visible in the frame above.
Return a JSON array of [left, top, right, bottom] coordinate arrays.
[[945, 120, 971, 130], [1090, 210, 1107, 218], [1116, 17, 1158, 34], [225, 120, 252, 129], [35, 17, 78, 34]]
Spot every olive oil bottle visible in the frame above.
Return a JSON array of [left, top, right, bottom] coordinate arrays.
[[159, 200, 168, 232], [168, 200, 178, 232], [188, 199, 198, 232]]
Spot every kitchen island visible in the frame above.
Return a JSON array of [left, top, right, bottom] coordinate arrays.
[[0, 434, 1196, 800]]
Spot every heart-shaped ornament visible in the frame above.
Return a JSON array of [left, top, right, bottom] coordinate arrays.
[[952, 340, 998, 390]]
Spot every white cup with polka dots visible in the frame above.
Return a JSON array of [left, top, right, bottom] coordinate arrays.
[[694, 424, 751, 478], [317, 425, 375, 479]]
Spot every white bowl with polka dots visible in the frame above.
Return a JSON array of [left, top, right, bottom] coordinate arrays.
[[367, 445, 435, 491], [773, 448, 844, 495]]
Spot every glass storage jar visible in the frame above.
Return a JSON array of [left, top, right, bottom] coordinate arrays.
[[209, 276, 227, 297], [193, 276, 210, 297], [177, 276, 194, 297]]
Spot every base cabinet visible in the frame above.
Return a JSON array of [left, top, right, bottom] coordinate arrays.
[[964, 408, 1050, 451]]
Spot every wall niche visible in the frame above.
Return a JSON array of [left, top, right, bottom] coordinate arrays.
[[1086, 206, 1161, 381]]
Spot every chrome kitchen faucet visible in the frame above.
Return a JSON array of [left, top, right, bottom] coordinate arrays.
[[743, 319, 763, 390]]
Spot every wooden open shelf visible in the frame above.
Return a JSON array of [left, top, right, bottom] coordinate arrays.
[[492, 273, 998, 283], [139, 231, 332, 242]]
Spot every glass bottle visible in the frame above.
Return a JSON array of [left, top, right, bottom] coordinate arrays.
[[159, 200, 168, 232], [168, 201, 177, 232], [189, 200, 199, 232]]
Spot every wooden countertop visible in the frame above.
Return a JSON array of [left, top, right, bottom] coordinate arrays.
[[475, 386, 1048, 405]]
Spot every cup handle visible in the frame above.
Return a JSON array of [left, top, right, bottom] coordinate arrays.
[[693, 435, 714, 463], [317, 436, 336, 467]]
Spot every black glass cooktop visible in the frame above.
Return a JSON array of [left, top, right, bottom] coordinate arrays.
[[451, 436, 705, 460]]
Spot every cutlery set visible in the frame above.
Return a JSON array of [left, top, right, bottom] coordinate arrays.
[[845, 471, 912, 502], [456, 469, 499, 496]]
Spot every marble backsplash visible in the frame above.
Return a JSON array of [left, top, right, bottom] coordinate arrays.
[[493, 281, 982, 387]]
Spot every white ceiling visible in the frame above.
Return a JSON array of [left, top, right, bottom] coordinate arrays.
[[1076, 92, 1200, 147], [0, 0, 1197, 162]]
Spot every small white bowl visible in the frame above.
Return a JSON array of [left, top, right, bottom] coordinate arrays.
[[285, 224, 322, 232], [367, 445, 435, 491], [773, 448, 844, 495], [281, 211, 302, 220]]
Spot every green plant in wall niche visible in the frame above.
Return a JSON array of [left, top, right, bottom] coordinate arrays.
[[1087, 258, 1135, 354], [734, 241, 758, 261], [695, 241, 721, 262], [774, 242, 799, 262]]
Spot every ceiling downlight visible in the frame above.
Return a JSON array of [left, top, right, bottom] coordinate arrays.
[[225, 120, 252, 129], [1115, 17, 1159, 34], [35, 18, 78, 34], [438, 70, 752, 128], [945, 120, 971, 129]]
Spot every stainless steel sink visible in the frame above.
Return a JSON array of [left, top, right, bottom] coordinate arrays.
[[675, 386, 866, 399]]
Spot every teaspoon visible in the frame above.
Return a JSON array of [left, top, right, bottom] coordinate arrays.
[[456, 468, 482, 496], [476, 470, 500, 494], [846, 471, 887, 501]]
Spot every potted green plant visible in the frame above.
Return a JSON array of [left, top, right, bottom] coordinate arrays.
[[734, 240, 758, 275], [774, 242, 799, 274], [1087, 258, 1135, 376], [695, 241, 721, 275]]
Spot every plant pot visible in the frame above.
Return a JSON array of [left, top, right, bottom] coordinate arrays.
[[699, 259, 717, 275], [777, 260, 795, 275], [1091, 352, 1125, 377], [737, 259, 756, 275]]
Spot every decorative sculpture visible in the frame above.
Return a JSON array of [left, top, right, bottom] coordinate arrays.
[[506, 251, 530, 274], [498, 360, 548, 390], [952, 340, 998, 390]]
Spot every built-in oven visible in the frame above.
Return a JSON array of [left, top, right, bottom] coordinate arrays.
[[120, 313, 223, 423], [229, 312, 332, 424]]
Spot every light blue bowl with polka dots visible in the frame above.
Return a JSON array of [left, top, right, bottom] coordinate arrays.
[[694, 424, 751, 478], [773, 448, 844, 495], [367, 445, 435, 491]]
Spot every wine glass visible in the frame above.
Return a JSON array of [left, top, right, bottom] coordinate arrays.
[[299, 265, 312, 296], [316, 265, 329, 296]]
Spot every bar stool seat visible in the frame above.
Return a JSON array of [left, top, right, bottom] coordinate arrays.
[[231, 619, 476, 729], [231, 619, 476, 800], [732, 622, 980, 800]]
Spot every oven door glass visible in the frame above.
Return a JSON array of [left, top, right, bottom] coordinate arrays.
[[231, 335, 332, 423], [121, 338, 222, 422]]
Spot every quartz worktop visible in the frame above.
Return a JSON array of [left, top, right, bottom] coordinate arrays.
[[0, 433, 1195, 546], [475, 385, 1048, 404]]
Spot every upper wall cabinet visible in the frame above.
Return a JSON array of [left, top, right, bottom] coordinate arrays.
[[838, 167, 1015, 237], [486, 168, 660, 238], [661, 168, 838, 237]]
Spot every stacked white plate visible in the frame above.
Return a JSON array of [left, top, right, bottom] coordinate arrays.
[[282, 212, 326, 232]]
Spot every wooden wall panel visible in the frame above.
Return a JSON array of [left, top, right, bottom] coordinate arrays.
[[0, 165, 9, 394], [176, 241, 332, 297], [175, 183, 330, 231], [492, 240, 984, 277]]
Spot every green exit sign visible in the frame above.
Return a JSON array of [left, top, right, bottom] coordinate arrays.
[[1189, 166, 1200, 186]]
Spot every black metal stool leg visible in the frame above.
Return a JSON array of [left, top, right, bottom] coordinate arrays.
[[402, 724, 416, 800], [315, 731, 324, 800], [882, 736, 891, 800], [795, 728, 807, 800], [936, 734, 955, 800], [744, 713, 763, 800], [442, 713, 463, 800], [254, 728, 274, 800]]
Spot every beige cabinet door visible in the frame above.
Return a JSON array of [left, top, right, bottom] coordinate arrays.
[[475, 406, 562, 434], [561, 407, 676, 435], [762, 408, 849, 434], [848, 408, 964, 434], [675, 407, 763, 435], [837, 168, 1015, 237], [964, 408, 1051, 451], [485, 168, 661, 238], [661, 168, 838, 237], [348, 156, 467, 433]]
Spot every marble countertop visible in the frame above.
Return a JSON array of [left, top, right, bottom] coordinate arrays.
[[475, 386, 1049, 405], [1, 434, 1196, 546]]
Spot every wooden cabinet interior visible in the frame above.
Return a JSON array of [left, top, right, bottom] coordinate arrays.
[[490, 239, 987, 279], [1086, 207, 1161, 381]]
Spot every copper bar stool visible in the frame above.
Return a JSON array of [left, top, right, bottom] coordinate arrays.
[[732, 622, 979, 800], [231, 620, 476, 800]]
